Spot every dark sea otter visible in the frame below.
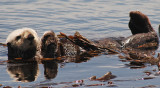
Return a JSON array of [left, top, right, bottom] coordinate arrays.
[[94, 11, 159, 52], [122, 11, 159, 50], [41, 11, 159, 58]]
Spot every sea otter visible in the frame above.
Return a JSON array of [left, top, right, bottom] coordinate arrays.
[[122, 11, 159, 50], [6, 28, 40, 60], [6, 11, 158, 60], [62, 11, 159, 53]]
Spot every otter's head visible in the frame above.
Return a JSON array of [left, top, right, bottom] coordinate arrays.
[[41, 31, 59, 58], [6, 28, 40, 59], [129, 11, 154, 35]]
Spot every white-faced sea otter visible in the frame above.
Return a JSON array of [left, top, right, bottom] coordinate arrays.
[[6, 28, 40, 60]]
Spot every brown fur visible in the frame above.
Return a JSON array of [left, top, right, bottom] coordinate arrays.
[[129, 11, 154, 34]]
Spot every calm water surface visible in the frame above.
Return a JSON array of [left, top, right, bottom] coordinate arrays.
[[0, 0, 160, 88]]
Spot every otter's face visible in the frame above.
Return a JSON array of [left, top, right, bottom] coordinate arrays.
[[10, 31, 35, 50], [6, 28, 40, 59], [6, 28, 39, 50]]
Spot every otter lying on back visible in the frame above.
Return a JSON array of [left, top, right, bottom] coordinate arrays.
[[40, 11, 159, 58], [6, 28, 40, 60], [6, 11, 159, 60]]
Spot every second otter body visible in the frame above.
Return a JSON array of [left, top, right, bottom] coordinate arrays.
[[122, 11, 159, 50]]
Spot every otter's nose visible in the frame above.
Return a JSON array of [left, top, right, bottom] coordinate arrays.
[[27, 34, 34, 41]]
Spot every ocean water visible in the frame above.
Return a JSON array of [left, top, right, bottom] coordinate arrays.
[[0, 0, 160, 87]]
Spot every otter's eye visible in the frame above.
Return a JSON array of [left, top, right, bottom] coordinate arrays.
[[16, 35, 21, 40]]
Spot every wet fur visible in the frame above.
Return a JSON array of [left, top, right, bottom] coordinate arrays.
[[40, 31, 60, 58], [129, 11, 154, 34], [123, 11, 159, 50], [41, 31, 80, 58], [6, 11, 159, 60]]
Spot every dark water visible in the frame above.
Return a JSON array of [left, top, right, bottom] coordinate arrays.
[[0, 0, 160, 88]]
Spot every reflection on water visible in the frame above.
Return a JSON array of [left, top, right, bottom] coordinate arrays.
[[7, 61, 39, 82], [7, 60, 59, 82], [42, 60, 58, 80]]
